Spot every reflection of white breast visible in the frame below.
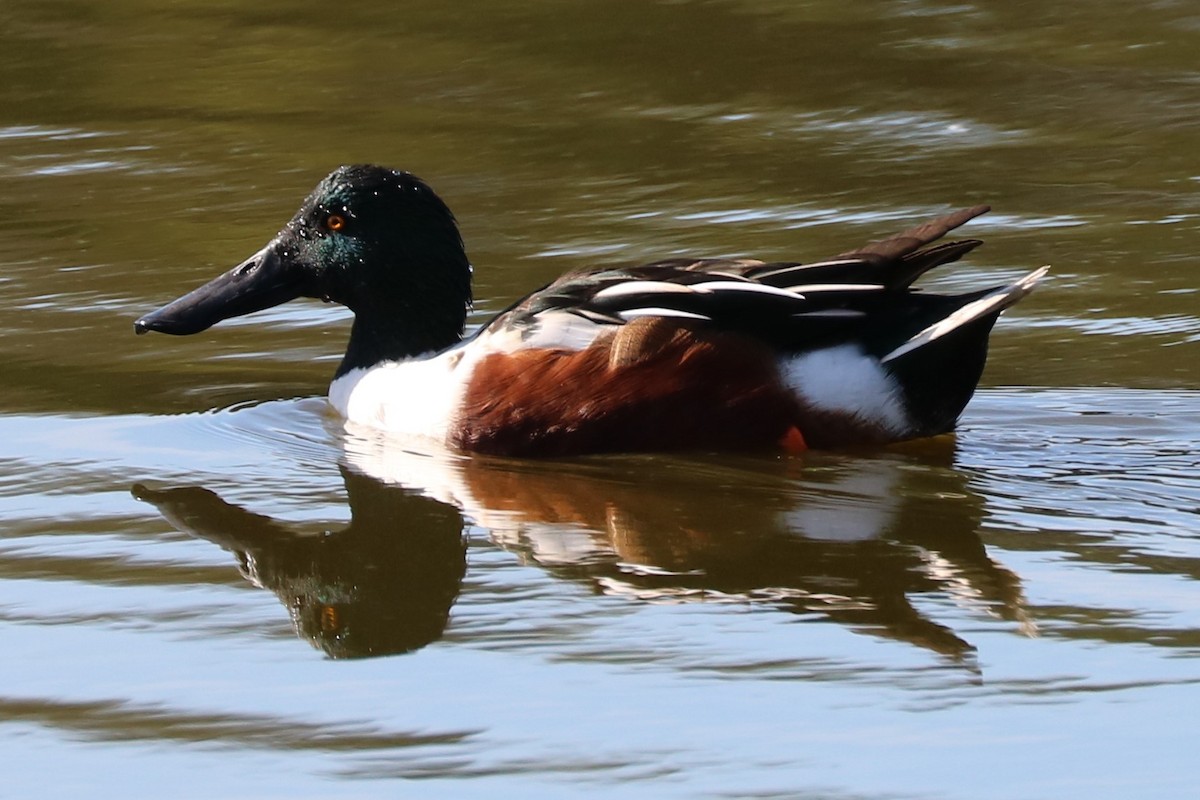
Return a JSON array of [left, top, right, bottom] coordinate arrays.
[[339, 429, 622, 564], [339, 421, 472, 506], [338, 421, 524, 535]]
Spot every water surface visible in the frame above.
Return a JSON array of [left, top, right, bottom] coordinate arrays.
[[2, 2, 1198, 797]]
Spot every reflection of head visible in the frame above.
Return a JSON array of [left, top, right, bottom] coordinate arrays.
[[133, 467, 466, 659], [287, 467, 467, 658]]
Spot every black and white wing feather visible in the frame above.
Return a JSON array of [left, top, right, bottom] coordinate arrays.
[[479, 204, 1042, 359]]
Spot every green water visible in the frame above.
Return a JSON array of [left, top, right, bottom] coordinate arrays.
[[2, 2, 1198, 797]]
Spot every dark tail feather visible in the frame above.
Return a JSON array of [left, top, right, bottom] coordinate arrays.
[[885, 312, 1000, 438], [838, 205, 991, 262], [836, 205, 991, 289], [892, 239, 984, 289], [881, 267, 1046, 365], [882, 267, 1047, 436]]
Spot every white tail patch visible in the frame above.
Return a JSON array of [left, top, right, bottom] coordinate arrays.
[[880, 266, 1048, 364], [782, 344, 910, 435]]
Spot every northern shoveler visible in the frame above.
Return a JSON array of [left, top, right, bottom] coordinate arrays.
[[135, 164, 1045, 457]]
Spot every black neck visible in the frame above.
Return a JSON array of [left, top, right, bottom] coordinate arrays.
[[329, 221, 472, 379], [334, 309, 464, 378]]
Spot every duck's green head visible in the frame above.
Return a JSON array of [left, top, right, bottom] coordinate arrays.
[[135, 165, 472, 370]]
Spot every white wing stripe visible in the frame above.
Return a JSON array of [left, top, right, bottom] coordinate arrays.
[[594, 278, 806, 304], [618, 308, 712, 321], [791, 310, 868, 319], [691, 281, 803, 299], [782, 283, 884, 293], [593, 281, 696, 300]]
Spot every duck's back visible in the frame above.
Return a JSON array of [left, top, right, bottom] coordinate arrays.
[[332, 206, 1044, 457], [435, 206, 1044, 456]]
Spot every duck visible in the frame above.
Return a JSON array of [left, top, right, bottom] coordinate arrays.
[[134, 164, 1046, 457]]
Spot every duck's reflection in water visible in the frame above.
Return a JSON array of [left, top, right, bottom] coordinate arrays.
[[135, 429, 1031, 660], [133, 467, 466, 658]]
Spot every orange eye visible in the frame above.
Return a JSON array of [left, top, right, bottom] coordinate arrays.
[[320, 605, 340, 632], [325, 213, 347, 232]]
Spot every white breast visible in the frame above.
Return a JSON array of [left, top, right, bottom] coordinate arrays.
[[327, 323, 584, 443], [328, 348, 475, 444]]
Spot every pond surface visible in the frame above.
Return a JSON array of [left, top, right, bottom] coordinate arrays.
[[2, 1, 1199, 797]]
